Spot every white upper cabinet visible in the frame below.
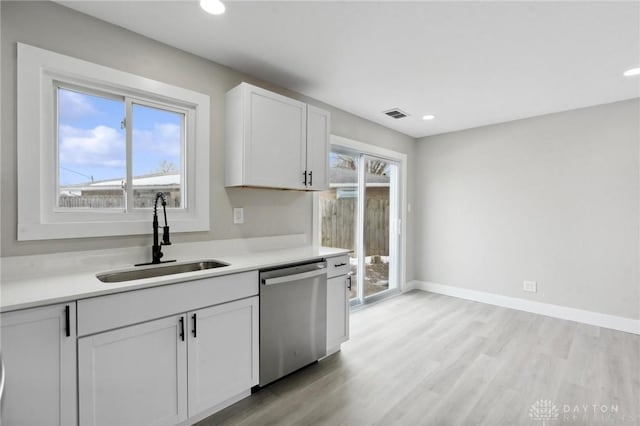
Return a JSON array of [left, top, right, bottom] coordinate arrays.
[[225, 82, 329, 191], [306, 105, 330, 190]]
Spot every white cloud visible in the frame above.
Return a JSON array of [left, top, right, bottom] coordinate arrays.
[[133, 123, 181, 157], [59, 125, 125, 168], [58, 89, 99, 120]]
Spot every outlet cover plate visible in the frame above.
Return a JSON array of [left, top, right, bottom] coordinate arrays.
[[233, 207, 244, 224], [523, 280, 537, 293]]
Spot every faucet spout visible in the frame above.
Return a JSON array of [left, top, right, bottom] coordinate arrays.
[[135, 192, 176, 266], [152, 192, 173, 264]]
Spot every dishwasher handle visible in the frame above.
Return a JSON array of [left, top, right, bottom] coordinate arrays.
[[262, 268, 327, 286]]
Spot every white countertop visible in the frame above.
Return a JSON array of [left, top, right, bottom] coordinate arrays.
[[0, 234, 350, 312]]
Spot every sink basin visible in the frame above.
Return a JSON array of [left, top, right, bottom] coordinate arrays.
[[96, 260, 230, 283]]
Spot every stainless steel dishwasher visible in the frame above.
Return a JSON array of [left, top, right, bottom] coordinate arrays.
[[259, 260, 327, 387]]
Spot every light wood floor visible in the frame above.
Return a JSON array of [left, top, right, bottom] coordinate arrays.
[[199, 291, 640, 426]]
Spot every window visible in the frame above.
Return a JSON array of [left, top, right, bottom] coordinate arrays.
[[56, 88, 185, 210], [57, 87, 127, 209], [131, 103, 184, 209], [18, 43, 210, 240]]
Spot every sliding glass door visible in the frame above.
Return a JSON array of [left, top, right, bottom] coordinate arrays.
[[320, 148, 401, 305], [320, 150, 360, 300], [362, 155, 398, 300]]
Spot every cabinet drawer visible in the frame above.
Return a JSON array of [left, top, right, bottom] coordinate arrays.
[[78, 271, 258, 336], [326, 255, 350, 278]]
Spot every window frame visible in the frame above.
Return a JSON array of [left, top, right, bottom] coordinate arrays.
[[127, 98, 188, 211], [17, 43, 210, 241], [53, 83, 127, 213], [53, 85, 190, 213]]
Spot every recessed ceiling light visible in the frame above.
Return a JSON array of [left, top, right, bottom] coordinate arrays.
[[200, 0, 225, 15], [422, 114, 436, 120], [623, 67, 640, 77]]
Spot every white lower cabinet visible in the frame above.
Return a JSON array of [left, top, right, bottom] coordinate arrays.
[[2, 261, 345, 425], [78, 314, 188, 426], [326, 254, 351, 355], [0, 303, 77, 426], [77, 295, 259, 426], [326, 275, 350, 352], [187, 297, 259, 418]]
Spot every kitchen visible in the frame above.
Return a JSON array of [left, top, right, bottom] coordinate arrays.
[[1, 1, 639, 425]]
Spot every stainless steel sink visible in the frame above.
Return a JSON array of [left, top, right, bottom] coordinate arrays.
[[96, 260, 230, 283]]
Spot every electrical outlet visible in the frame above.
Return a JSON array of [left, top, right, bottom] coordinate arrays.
[[233, 207, 244, 224], [523, 280, 537, 293]]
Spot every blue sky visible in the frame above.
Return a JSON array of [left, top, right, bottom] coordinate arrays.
[[58, 88, 182, 186]]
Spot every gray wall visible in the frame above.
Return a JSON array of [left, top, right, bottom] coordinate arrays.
[[415, 99, 640, 319], [0, 1, 415, 281]]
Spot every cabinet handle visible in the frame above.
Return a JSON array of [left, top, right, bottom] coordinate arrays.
[[0, 355, 5, 403], [192, 313, 197, 338], [179, 317, 185, 341], [302, 170, 307, 186], [347, 275, 352, 291], [309, 170, 313, 186], [64, 305, 70, 337], [334, 263, 347, 267]]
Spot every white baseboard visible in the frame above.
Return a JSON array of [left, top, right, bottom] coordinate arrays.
[[408, 280, 640, 335]]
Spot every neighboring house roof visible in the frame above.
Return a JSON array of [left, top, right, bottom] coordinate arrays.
[[60, 172, 180, 192], [90, 173, 180, 187]]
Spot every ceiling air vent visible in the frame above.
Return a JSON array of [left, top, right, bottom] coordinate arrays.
[[383, 108, 409, 119]]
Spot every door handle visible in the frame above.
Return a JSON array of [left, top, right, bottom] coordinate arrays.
[[302, 170, 307, 186], [334, 263, 347, 267], [192, 313, 197, 338], [309, 170, 313, 186], [179, 317, 185, 341], [347, 275, 352, 291]]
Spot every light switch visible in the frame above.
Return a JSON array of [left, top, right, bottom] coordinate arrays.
[[233, 207, 244, 224]]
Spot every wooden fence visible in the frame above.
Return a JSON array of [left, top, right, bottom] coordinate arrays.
[[58, 195, 124, 209], [58, 191, 181, 209], [320, 198, 389, 256]]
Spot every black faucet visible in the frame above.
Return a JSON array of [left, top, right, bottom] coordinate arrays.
[[136, 192, 175, 266]]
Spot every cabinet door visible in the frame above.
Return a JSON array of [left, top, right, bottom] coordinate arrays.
[[1, 303, 76, 426], [244, 85, 307, 189], [327, 275, 350, 351], [78, 315, 188, 426], [187, 297, 259, 417], [306, 105, 330, 191]]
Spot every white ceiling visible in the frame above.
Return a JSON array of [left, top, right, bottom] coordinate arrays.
[[58, 1, 640, 138]]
